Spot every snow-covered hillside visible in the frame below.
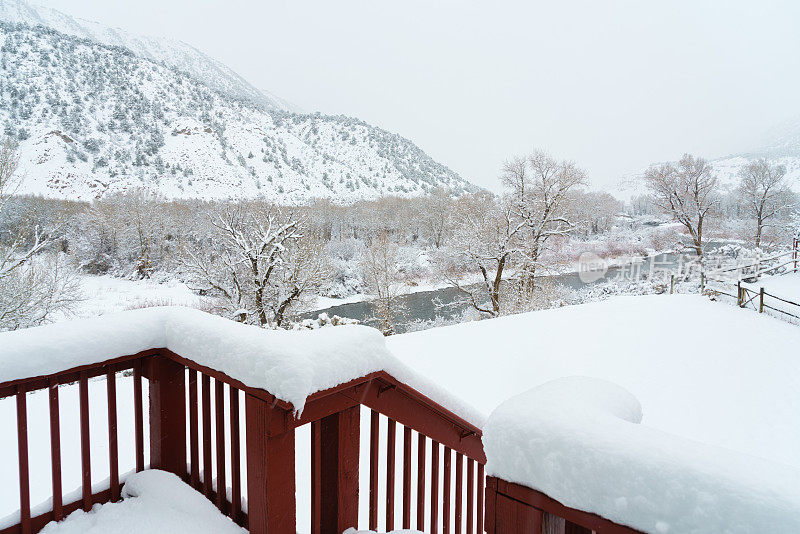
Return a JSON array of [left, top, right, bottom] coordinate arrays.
[[0, 7, 476, 202], [616, 118, 800, 200], [0, 0, 284, 110]]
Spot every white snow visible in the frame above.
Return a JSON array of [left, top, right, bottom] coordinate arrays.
[[0, 306, 483, 424], [483, 376, 800, 533], [387, 294, 800, 469], [39, 470, 246, 534]]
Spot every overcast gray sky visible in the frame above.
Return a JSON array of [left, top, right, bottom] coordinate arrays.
[[36, 0, 800, 192]]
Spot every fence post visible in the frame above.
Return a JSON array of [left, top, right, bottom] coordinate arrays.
[[312, 405, 360, 534], [670, 274, 674, 294], [737, 281, 742, 307], [246, 394, 296, 534], [148, 355, 186, 478], [794, 238, 798, 273], [759, 287, 765, 313], [700, 272, 705, 294]]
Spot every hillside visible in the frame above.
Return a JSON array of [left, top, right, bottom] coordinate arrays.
[[0, 10, 476, 202], [616, 118, 800, 200]]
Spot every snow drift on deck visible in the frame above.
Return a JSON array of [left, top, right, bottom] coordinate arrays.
[[484, 377, 800, 534], [0, 307, 482, 424]]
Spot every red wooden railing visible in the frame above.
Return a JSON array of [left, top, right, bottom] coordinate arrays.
[[0, 347, 487, 534], [484, 478, 642, 534]]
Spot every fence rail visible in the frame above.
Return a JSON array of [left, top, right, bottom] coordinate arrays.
[[1, 347, 487, 534]]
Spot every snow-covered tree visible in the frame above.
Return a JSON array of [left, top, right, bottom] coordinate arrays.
[[180, 204, 325, 327], [361, 232, 404, 335], [736, 159, 795, 248], [644, 154, 718, 256]]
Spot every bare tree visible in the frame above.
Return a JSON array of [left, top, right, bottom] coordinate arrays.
[[361, 232, 404, 335], [737, 159, 794, 248], [180, 204, 324, 327], [443, 192, 525, 317], [0, 137, 78, 330], [644, 154, 718, 256], [502, 150, 587, 290]]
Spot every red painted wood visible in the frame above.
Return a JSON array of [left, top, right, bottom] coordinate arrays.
[[149, 356, 187, 478], [79, 371, 91, 512], [0, 487, 116, 534], [215, 380, 227, 512], [245, 393, 296, 534], [386, 418, 396, 531], [431, 441, 440, 534], [230, 387, 241, 523], [477, 463, 485, 533], [189, 369, 200, 489], [494, 493, 542, 534], [455, 453, 463, 533], [48, 379, 62, 522], [565, 521, 593, 534], [16, 386, 30, 534], [369, 410, 379, 531], [133, 360, 144, 473], [202, 373, 212, 498], [0, 349, 160, 400], [443, 447, 451, 534], [467, 458, 475, 534], [417, 433, 426, 531], [487, 478, 644, 534], [484, 477, 496, 534], [311, 420, 321, 534], [335, 377, 485, 463], [314, 406, 360, 533], [106, 369, 120, 502], [402, 426, 412, 529]]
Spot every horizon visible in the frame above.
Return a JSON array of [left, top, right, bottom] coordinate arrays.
[[22, 0, 800, 194]]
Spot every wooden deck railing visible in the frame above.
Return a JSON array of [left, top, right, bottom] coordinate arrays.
[[0, 347, 487, 534]]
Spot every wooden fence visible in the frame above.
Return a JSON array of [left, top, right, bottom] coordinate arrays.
[[0, 348, 487, 534]]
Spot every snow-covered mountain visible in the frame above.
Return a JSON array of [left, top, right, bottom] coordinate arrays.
[[0, 2, 476, 202], [616, 118, 800, 200]]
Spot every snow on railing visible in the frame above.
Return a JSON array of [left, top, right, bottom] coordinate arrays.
[[0, 307, 486, 534], [483, 377, 800, 534]]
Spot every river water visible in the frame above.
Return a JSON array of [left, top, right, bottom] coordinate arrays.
[[302, 249, 699, 334]]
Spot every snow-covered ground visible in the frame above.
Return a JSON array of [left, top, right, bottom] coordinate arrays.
[[65, 275, 211, 320], [387, 294, 800, 469]]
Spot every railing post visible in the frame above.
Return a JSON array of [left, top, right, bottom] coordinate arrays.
[[312, 405, 360, 534], [148, 355, 186, 477], [246, 393, 296, 534]]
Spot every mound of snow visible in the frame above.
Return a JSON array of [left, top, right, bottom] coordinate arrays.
[[0, 306, 481, 424], [40, 470, 245, 534], [484, 376, 800, 533], [387, 294, 800, 468]]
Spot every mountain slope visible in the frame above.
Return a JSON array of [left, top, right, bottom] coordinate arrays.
[[0, 21, 476, 202], [0, 0, 285, 110]]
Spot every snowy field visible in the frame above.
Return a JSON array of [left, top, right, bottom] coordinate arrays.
[[742, 271, 800, 319], [387, 294, 800, 469], [2, 293, 800, 532]]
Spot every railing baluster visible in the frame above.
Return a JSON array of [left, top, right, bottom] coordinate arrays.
[[107, 368, 120, 502], [189, 369, 200, 489], [17, 385, 31, 534], [386, 418, 396, 531], [202, 373, 212, 498], [215, 379, 227, 512], [369, 410, 379, 531], [417, 433, 426, 531], [467, 458, 474, 534], [431, 440, 440, 534], [403, 425, 412, 529], [79, 371, 92, 511], [444, 447, 451, 534], [230, 386, 241, 523], [455, 453, 463, 533], [48, 378, 63, 521], [133, 360, 144, 473], [477, 463, 485, 534]]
